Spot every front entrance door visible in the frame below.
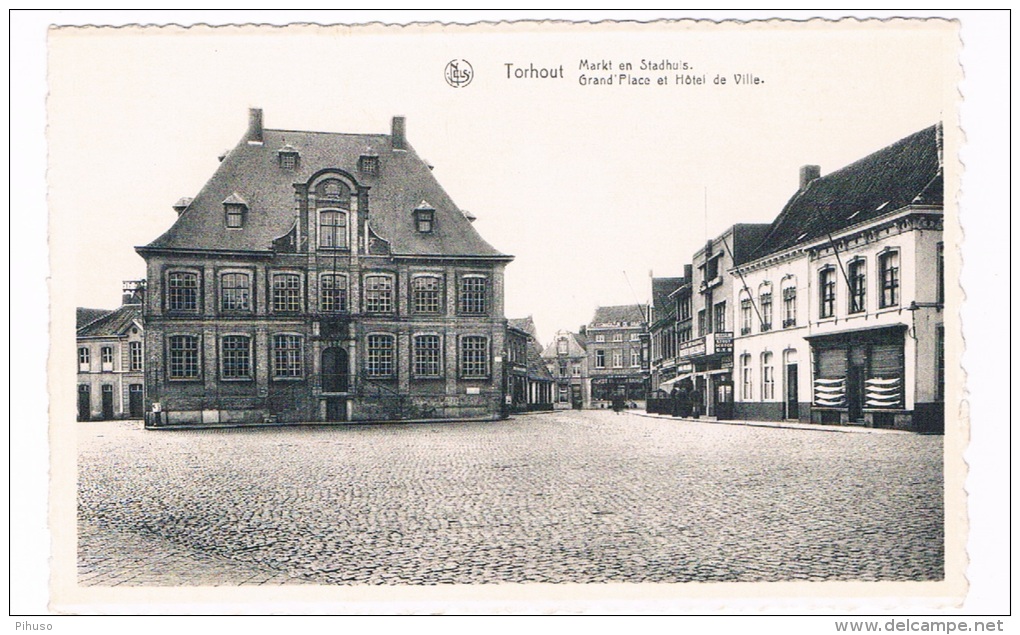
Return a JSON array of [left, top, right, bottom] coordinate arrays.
[[847, 366, 865, 423], [326, 398, 347, 422], [78, 385, 91, 421], [786, 363, 799, 420], [129, 384, 144, 418], [321, 347, 349, 393], [101, 385, 114, 420], [715, 381, 733, 420]]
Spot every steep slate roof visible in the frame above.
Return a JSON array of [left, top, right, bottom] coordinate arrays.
[[507, 316, 540, 342], [77, 305, 142, 338], [651, 277, 685, 311], [748, 124, 942, 262], [144, 120, 508, 259], [526, 345, 555, 381], [76, 307, 111, 331], [589, 304, 647, 326]]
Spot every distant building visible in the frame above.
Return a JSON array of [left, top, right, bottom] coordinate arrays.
[[542, 330, 589, 409], [76, 281, 146, 421], [649, 267, 692, 395], [584, 305, 650, 407], [136, 109, 513, 426], [733, 124, 944, 432], [506, 316, 554, 412]]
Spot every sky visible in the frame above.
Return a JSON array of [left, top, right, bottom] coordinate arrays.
[[47, 17, 958, 345]]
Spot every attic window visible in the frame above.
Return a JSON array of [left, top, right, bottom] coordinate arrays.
[[414, 201, 436, 234], [278, 145, 299, 170], [222, 192, 249, 229], [359, 155, 379, 175]]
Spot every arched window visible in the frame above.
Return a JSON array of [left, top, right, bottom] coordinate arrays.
[[758, 282, 773, 331], [741, 354, 753, 400], [848, 258, 867, 314], [781, 277, 798, 328], [411, 275, 442, 314], [879, 250, 900, 308], [818, 267, 836, 318], [761, 352, 775, 400], [319, 210, 348, 249]]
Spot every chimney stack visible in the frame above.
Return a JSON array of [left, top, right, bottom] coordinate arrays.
[[684, 264, 693, 281], [391, 116, 406, 151], [248, 108, 264, 144], [799, 164, 820, 190]]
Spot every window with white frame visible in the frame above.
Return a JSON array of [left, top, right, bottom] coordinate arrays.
[[220, 272, 251, 312], [101, 346, 114, 371], [741, 354, 753, 400], [740, 298, 753, 335], [782, 283, 797, 328], [848, 259, 866, 314], [411, 275, 442, 314], [459, 275, 488, 315], [613, 350, 623, 368], [167, 271, 199, 313], [319, 210, 348, 249], [272, 273, 303, 313], [819, 267, 836, 318], [613, 333, 623, 342], [630, 349, 640, 367], [557, 338, 568, 354], [221, 335, 252, 379], [168, 335, 200, 380], [460, 336, 490, 379], [225, 204, 245, 229], [319, 274, 348, 313], [595, 334, 605, 343], [879, 251, 900, 308], [129, 341, 143, 372], [760, 290, 773, 331], [761, 352, 775, 400], [714, 301, 727, 333], [272, 334, 303, 378], [413, 334, 442, 378], [364, 275, 394, 314], [572, 364, 581, 376], [78, 347, 90, 372], [366, 334, 395, 378], [595, 350, 605, 369]]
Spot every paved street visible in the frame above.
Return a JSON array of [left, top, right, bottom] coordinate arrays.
[[77, 411, 943, 586]]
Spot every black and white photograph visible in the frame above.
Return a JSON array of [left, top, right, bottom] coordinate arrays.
[[14, 10, 1010, 623]]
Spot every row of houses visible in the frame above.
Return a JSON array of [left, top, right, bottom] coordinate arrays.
[[649, 125, 945, 432], [77, 109, 554, 424]]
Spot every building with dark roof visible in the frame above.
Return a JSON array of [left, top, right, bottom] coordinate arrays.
[[731, 124, 944, 432], [648, 268, 693, 396], [541, 330, 590, 409], [136, 109, 513, 426], [506, 316, 554, 412], [584, 304, 650, 407], [76, 282, 146, 421]]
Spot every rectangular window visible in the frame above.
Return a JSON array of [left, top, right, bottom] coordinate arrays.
[[319, 211, 348, 249], [760, 292, 773, 331], [595, 334, 605, 343], [714, 302, 727, 332], [167, 271, 198, 312], [459, 276, 488, 315], [559, 361, 568, 377], [78, 347, 90, 372], [460, 336, 490, 378], [630, 333, 640, 342], [783, 286, 797, 328], [415, 210, 435, 233], [613, 350, 623, 368], [280, 153, 296, 170], [168, 335, 200, 380], [320, 274, 348, 313], [129, 341, 143, 372], [413, 334, 442, 378], [366, 334, 395, 378], [221, 272, 251, 312], [705, 255, 720, 282], [879, 252, 900, 308], [364, 275, 394, 313], [697, 310, 706, 337], [225, 206, 244, 228], [630, 350, 640, 367], [762, 352, 775, 400], [101, 346, 114, 371], [819, 268, 836, 318], [572, 364, 581, 376], [595, 350, 605, 369], [613, 333, 623, 342], [557, 338, 569, 354], [741, 355, 752, 400], [740, 299, 752, 335], [221, 335, 252, 379], [848, 260, 866, 314], [272, 334, 303, 378], [411, 276, 442, 313], [272, 273, 303, 313]]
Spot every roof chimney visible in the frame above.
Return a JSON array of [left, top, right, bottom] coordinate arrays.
[[391, 116, 406, 151], [248, 108, 264, 145], [799, 164, 820, 190]]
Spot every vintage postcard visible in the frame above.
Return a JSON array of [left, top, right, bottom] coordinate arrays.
[[46, 16, 968, 614]]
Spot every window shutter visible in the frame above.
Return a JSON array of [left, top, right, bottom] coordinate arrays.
[[869, 344, 903, 377], [816, 347, 847, 378]]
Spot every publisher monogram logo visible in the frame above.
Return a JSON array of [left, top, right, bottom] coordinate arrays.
[[445, 59, 474, 88]]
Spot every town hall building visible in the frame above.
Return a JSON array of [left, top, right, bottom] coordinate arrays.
[[137, 109, 513, 426]]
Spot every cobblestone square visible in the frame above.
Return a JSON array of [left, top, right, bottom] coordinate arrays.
[[77, 411, 943, 585]]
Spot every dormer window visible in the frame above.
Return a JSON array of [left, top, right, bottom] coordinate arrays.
[[359, 155, 379, 176], [414, 201, 435, 234], [278, 145, 299, 170], [222, 193, 248, 229]]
